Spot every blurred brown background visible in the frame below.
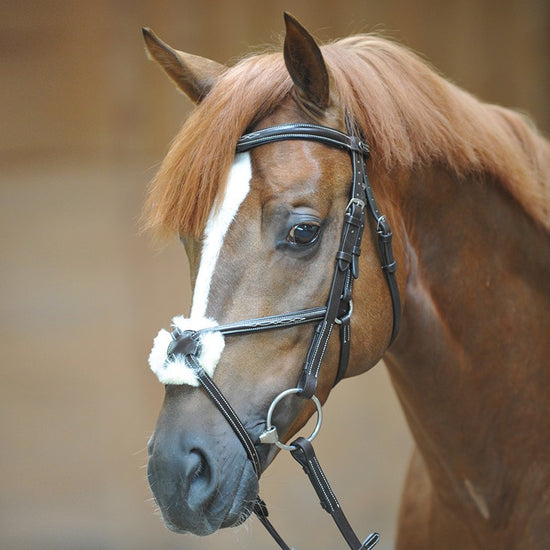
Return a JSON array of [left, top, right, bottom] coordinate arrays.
[[2, 1, 548, 549]]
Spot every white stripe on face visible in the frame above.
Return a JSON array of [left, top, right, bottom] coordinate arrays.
[[190, 153, 252, 320]]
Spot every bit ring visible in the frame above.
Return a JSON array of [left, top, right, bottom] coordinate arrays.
[[264, 388, 323, 451]]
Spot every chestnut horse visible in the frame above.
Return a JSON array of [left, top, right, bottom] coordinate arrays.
[[143, 13, 550, 549]]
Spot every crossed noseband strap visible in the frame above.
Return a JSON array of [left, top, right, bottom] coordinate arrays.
[[156, 121, 401, 550]]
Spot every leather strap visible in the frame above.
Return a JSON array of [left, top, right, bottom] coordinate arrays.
[[200, 306, 327, 337], [236, 123, 364, 155], [254, 499, 295, 550], [168, 330, 262, 477], [376, 217, 401, 345], [361, 166, 401, 347], [291, 437, 380, 550], [298, 199, 363, 397]]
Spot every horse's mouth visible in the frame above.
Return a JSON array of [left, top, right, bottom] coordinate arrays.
[[154, 457, 259, 536], [161, 489, 257, 535]]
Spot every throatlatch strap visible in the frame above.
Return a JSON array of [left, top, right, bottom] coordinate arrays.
[[290, 437, 379, 550]]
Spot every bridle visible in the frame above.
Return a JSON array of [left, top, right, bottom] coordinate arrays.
[[165, 121, 401, 549]]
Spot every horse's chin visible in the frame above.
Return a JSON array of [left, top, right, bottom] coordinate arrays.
[[157, 460, 259, 536]]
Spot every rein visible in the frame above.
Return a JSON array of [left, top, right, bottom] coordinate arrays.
[[166, 122, 401, 549]]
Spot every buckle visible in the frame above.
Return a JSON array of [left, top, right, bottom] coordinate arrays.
[[335, 300, 353, 325], [350, 136, 371, 156], [347, 197, 366, 211], [358, 141, 370, 155], [376, 215, 391, 236]]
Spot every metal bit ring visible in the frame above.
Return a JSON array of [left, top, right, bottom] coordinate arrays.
[[263, 387, 323, 451]]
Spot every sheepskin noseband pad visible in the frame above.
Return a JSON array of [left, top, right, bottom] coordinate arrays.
[[148, 317, 225, 386]]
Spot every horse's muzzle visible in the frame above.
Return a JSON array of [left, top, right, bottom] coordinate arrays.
[[147, 428, 259, 535]]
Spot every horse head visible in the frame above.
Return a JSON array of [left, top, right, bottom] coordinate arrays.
[[143, 13, 400, 536]]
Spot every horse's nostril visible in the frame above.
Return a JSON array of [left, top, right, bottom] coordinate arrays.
[[148, 440, 216, 515], [187, 448, 214, 511], [189, 449, 207, 480]]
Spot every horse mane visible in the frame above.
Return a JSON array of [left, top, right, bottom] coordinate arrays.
[[144, 35, 550, 238]]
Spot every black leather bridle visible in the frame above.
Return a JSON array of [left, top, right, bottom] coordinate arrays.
[[166, 121, 401, 550]]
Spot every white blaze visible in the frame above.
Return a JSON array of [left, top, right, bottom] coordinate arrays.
[[148, 153, 252, 385], [191, 152, 252, 318]]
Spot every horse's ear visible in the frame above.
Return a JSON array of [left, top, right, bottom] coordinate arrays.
[[283, 13, 330, 114], [142, 27, 225, 103]]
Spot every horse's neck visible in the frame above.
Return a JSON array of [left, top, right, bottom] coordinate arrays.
[[384, 167, 550, 529]]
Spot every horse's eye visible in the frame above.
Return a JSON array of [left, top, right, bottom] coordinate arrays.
[[287, 223, 321, 246]]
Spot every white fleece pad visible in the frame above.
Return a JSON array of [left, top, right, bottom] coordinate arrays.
[[148, 316, 225, 386]]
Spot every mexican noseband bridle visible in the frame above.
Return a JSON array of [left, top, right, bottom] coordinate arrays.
[[166, 121, 401, 550]]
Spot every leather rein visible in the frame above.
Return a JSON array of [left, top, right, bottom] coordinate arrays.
[[167, 122, 401, 550]]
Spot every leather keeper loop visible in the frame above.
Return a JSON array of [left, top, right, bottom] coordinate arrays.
[[337, 251, 353, 265], [345, 210, 363, 227], [382, 260, 398, 274]]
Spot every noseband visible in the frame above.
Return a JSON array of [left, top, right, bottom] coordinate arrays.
[[165, 122, 401, 550]]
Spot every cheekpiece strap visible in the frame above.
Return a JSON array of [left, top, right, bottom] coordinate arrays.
[[236, 121, 400, 396]]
